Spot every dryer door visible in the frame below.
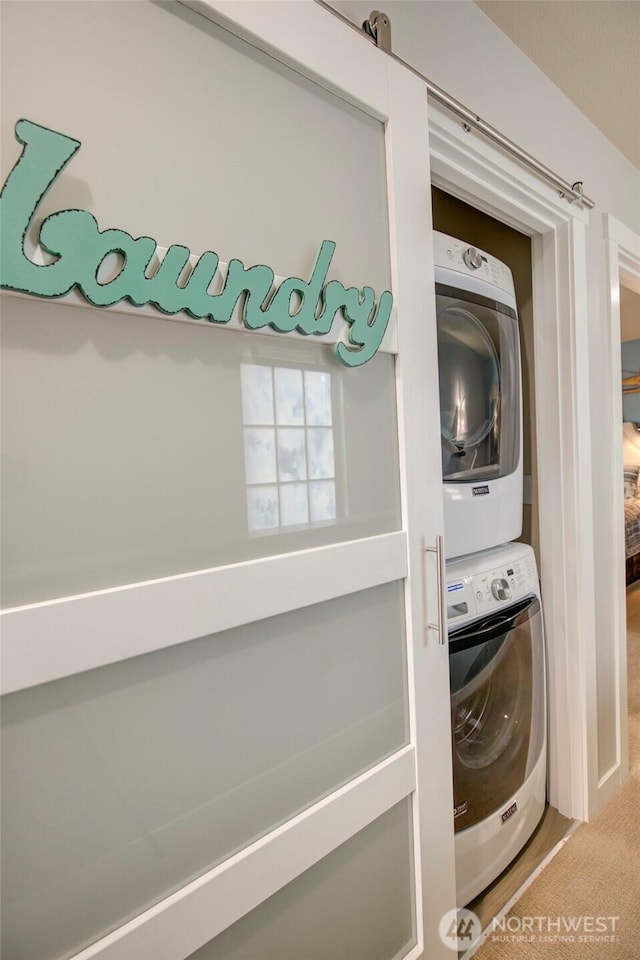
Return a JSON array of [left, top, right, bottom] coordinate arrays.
[[436, 285, 520, 484], [448, 595, 544, 833]]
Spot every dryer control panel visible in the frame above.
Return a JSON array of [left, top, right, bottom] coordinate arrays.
[[445, 543, 539, 628], [433, 230, 516, 300]]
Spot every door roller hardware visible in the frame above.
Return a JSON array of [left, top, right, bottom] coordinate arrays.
[[362, 10, 392, 53]]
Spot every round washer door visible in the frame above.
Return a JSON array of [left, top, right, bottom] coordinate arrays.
[[449, 597, 543, 833], [435, 287, 520, 484], [438, 305, 500, 453], [452, 633, 524, 771]]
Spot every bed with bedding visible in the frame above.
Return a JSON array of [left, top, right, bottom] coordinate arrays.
[[623, 422, 640, 585], [624, 469, 640, 584]]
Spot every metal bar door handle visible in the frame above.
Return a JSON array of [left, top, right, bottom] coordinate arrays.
[[425, 535, 446, 645]]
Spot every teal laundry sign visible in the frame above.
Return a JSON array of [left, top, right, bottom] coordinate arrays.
[[0, 119, 393, 367]]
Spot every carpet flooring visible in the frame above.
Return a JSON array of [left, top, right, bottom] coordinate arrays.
[[470, 582, 640, 959]]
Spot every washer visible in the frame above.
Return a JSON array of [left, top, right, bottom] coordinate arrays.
[[446, 541, 546, 906], [434, 231, 523, 559]]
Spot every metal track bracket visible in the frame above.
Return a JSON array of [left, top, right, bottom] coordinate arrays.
[[561, 181, 585, 204]]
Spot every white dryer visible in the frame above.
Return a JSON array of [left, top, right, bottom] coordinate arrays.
[[434, 231, 523, 559], [445, 542, 546, 906]]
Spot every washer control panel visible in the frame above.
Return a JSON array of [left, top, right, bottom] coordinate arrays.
[[433, 230, 516, 299], [445, 545, 538, 627]]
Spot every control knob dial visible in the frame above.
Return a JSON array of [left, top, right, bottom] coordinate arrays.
[[491, 577, 511, 601], [463, 247, 483, 270]]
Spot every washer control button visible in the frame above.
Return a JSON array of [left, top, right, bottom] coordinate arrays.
[[491, 577, 511, 601], [463, 246, 483, 269]]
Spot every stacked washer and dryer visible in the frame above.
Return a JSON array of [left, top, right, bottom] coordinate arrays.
[[433, 231, 547, 907]]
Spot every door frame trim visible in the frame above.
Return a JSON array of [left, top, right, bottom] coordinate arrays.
[[429, 104, 595, 822], [599, 214, 640, 810]]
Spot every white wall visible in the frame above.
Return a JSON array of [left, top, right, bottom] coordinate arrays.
[[330, 1, 639, 229]]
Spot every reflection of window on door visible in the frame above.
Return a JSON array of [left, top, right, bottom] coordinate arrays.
[[241, 364, 336, 531]]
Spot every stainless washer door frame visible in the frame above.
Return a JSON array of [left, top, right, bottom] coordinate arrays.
[[436, 283, 520, 484], [448, 595, 545, 833]]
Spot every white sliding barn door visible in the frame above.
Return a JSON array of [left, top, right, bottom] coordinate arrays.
[[0, 2, 455, 958]]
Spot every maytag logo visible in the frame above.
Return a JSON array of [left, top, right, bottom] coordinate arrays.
[[454, 801, 468, 819], [472, 485, 490, 497], [501, 801, 517, 824]]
